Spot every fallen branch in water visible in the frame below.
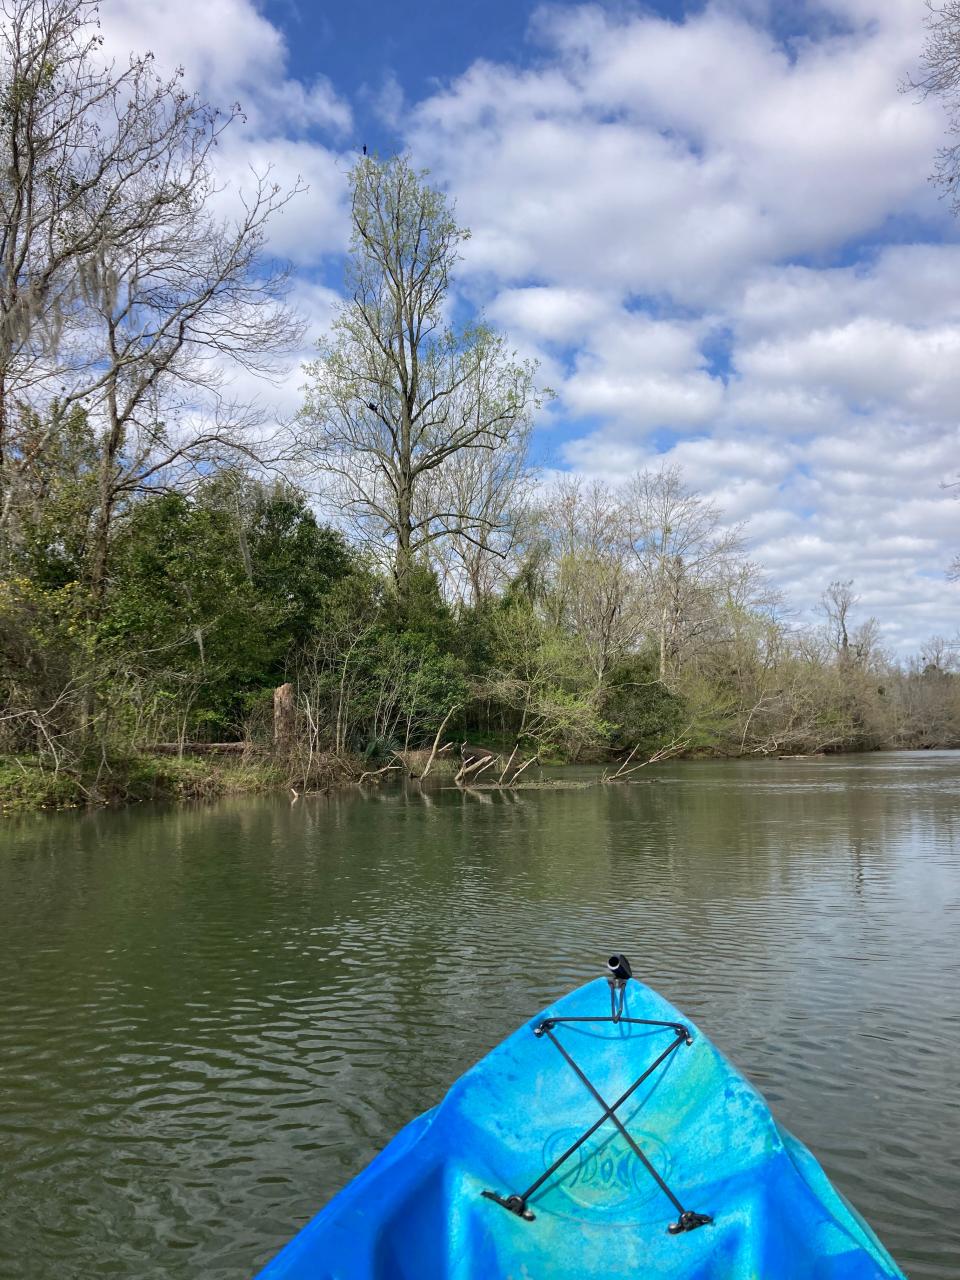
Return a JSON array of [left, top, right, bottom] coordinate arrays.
[[508, 754, 538, 784], [417, 704, 461, 780], [358, 760, 402, 785], [498, 743, 519, 785], [603, 736, 689, 782], [455, 754, 496, 785]]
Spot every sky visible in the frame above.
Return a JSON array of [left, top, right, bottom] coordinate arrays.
[[100, 0, 960, 654]]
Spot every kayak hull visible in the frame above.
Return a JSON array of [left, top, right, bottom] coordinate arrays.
[[255, 976, 905, 1279]]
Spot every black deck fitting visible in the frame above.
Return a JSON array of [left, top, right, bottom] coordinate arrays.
[[668, 1210, 713, 1234], [481, 1189, 535, 1221]]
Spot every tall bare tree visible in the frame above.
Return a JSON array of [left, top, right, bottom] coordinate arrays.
[[0, 0, 302, 589], [819, 579, 881, 669], [300, 154, 539, 605], [80, 170, 302, 604]]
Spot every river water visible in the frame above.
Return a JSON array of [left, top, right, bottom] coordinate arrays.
[[1, 753, 958, 1278]]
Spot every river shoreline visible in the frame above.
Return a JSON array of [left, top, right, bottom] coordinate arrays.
[[0, 753, 288, 814], [3, 744, 954, 815]]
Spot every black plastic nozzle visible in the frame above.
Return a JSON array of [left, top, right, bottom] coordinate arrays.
[[606, 953, 633, 982]]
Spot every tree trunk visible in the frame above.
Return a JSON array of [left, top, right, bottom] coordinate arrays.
[[659, 604, 668, 682], [274, 682, 296, 757], [395, 477, 413, 604]]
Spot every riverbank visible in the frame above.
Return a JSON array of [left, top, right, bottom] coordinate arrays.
[[0, 741, 511, 814], [0, 754, 288, 814], [4, 744, 950, 815]]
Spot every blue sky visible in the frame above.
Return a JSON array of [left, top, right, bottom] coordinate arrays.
[[102, 0, 960, 653]]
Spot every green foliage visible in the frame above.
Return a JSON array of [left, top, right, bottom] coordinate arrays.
[[0, 575, 94, 761], [379, 563, 456, 649], [472, 597, 613, 756], [245, 481, 353, 648], [5, 399, 960, 810], [99, 478, 353, 742], [0, 753, 284, 814], [602, 656, 686, 752], [297, 568, 467, 758], [0, 757, 86, 812], [8, 403, 98, 589]]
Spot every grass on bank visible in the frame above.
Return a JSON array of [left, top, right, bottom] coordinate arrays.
[[0, 753, 286, 814]]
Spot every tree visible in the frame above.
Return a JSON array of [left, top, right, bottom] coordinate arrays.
[[540, 476, 644, 689], [0, 0, 302, 594], [244, 480, 353, 652], [291, 570, 467, 767], [6, 401, 98, 588], [622, 465, 747, 683], [300, 153, 539, 606], [426, 414, 535, 607], [475, 597, 610, 756], [911, 0, 960, 211], [819, 579, 880, 668], [892, 637, 960, 747], [101, 479, 352, 744]]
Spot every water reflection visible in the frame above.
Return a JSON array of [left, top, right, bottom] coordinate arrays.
[[1, 753, 958, 1278]]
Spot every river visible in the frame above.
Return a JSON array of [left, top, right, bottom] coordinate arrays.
[[1, 753, 958, 1278]]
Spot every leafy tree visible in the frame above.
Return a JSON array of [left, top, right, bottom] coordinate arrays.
[[101, 481, 352, 741], [602, 656, 686, 753], [0, 0, 302, 597]]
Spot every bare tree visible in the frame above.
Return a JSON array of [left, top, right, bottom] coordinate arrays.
[[541, 476, 644, 688], [300, 154, 539, 605], [909, 0, 960, 211], [819, 579, 881, 668], [424, 414, 535, 607], [820, 579, 856, 659], [0, 0, 303, 588], [0, 0, 221, 533], [622, 465, 746, 683], [79, 171, 302, 604]]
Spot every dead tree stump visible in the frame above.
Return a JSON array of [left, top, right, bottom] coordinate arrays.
[[273, 682, 295, 757]]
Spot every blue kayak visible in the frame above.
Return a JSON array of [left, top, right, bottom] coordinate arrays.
[[256, 957, 905, 1278]]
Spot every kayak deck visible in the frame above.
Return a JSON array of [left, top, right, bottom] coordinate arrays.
[[256, 974, 905, 1279]]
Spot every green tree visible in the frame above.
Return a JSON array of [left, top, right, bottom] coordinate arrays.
[[101, 481, 352, 742]]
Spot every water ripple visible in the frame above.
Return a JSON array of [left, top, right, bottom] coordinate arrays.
[[0, 752, 958, 1278]]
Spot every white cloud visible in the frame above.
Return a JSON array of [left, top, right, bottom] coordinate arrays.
[[737, 318, 960, 422], [397, 1, 960, 650], [209, 139, 351, 266], [407, 2, 946, 304], [101, 0, 352, 263], [488, 287, 617, 344], [103, 0, 351, 135]]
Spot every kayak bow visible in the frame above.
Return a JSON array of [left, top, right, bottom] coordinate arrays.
[[255, 956, 905, 1278]]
